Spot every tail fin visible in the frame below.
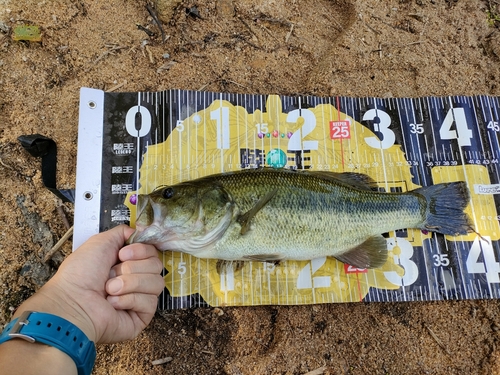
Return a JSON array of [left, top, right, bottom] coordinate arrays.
[[413, 181, 473, 236]]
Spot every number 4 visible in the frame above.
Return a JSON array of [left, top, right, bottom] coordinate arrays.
[[439, 107, 473, 146], [466, 236, 500, 283]]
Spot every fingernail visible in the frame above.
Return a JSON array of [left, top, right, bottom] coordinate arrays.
[[120, 247, 133, 261], [107, 278, 123, 294], [107, 295, 120, 305]]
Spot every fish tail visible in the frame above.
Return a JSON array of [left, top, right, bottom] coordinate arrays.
[[413, 181, 473, 236]]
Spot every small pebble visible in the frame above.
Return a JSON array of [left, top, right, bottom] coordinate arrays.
[[151, 357, 172, 366], [213, 307, 224, 316]]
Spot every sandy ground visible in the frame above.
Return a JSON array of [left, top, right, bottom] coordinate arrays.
[[1, 0, 500, 374]]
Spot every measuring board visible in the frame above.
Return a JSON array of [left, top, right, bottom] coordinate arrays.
[[74, 87, 500, 309]]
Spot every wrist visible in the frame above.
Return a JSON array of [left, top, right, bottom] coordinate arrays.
[[13, 282, 97, 343], [0, 311, 96, 375]]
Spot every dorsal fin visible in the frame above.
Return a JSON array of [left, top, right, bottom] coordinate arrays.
[[303, 171, 376, 191]]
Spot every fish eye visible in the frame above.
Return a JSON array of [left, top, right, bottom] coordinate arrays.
[[162, 187, 174, 199]]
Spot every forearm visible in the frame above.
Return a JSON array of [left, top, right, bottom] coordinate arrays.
[[0, 338, 77, 375]]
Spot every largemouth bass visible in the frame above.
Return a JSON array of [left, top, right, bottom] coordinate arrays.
[[127, 168, 473, 269]]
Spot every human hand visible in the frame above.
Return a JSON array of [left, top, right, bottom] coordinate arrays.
[[13, 225, 165, 344]]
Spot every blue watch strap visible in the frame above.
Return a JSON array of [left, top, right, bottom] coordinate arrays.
[[0, 311, 96, 375]]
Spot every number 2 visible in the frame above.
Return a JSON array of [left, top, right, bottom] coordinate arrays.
[[287, 109, 319, 151]]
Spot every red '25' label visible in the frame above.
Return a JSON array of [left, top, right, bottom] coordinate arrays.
[[330, 121, 350, 139], [344, 264, 368, 274]]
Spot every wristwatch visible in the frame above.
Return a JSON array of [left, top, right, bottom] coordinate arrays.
[[0, 311, 96, 375]]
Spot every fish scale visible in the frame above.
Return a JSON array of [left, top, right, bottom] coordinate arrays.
[[75, 88, 500, 308]]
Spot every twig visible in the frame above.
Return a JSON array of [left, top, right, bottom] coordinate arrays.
[[255, 16, 294, 27], [136, 23, 155, 37], [107, 80, 127, 92], [44, 226, 73, 263], [425, 324, 452, 356], [145, 45, 155, 64], [220, 79, 249, 89], [93, 45, 128, 64], [198, 82, 211, 91], [365, 23, 381, 35], [146, 3, 166, 43], [285, 24, 294, 43], [56, 205, 71, 230], [0, 157, 14, 170], [238, 16, 260, 42], [200, 350, 215, 355]]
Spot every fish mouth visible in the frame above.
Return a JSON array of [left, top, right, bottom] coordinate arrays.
[[127, 224, 182, 250]]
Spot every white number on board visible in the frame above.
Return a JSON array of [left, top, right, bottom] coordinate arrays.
[[384, 237, 419, 286], [287, 109, 319, 151], [297, 257, 331, 289], [210, 106, 230, 149], [125, 105, 152, 137], [466, 236, 500, 283], [439, 107, 473, 146], [363, 109, 395, 149]]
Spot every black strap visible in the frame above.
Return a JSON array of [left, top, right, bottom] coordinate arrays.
[[18, 134, 75, 203]]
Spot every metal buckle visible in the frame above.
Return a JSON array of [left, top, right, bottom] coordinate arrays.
[[8, 311, 35, 343]]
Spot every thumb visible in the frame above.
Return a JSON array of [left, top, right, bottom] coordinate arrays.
[[65, 225, 135, 273]]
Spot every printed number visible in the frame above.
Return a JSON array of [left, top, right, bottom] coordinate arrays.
[[287, 109, 319, 151], [487, 121, 500, 132], [256, 123, 269, 135], [177, 261, 187, 276], [175, 120, 184, 132], [263, 262, 275, 272], [363, 109, 395, 149], [125, 105, 151, 137], [409, 123, 424, 134], [330, 121, 351, 139], [345, 264, 368, 274], [220, 265, 235, 292], [384, 237, 419, 286], [210, 106, 230, 149], [433, 254, 450, 267], [439, 107, 473, 146], [466, 236, 500, 283], [296, 257, 331, 289]]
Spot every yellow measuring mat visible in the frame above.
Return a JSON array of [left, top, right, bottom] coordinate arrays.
[[75, 89, 500, 308]]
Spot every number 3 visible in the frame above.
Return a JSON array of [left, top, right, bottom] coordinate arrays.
[[384, 237, 419, 286], [363, 109, 395, 149]]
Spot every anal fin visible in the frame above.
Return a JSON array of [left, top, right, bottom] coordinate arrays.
[[243, 253, 283, 264], [216, 260, 245, 274], [334, 235, 388, 269]]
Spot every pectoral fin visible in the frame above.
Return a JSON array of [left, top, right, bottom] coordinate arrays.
[[334, 235, 388, 269], [237, 189, 278, 235]]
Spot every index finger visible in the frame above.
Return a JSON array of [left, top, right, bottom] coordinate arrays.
[[119, 243, 160, 262]]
